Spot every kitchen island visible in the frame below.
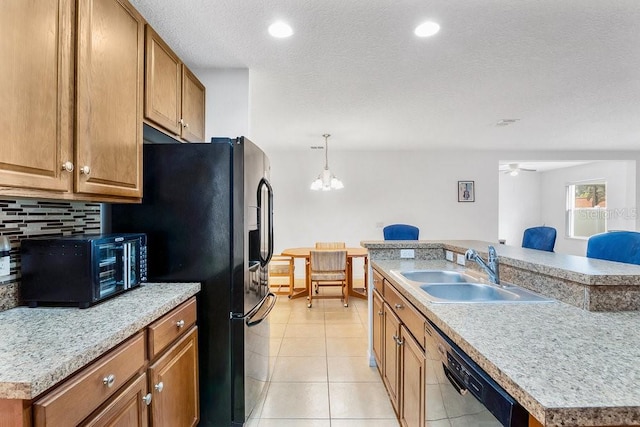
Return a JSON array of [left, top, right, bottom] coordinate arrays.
[[0, 282, 200, 426], [362, 240, 640, 426]]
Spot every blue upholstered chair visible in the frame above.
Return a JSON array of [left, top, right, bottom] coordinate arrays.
[[586, 231, 640, 265], [383, 224, 419, 240], [522, 226, 557, 252]]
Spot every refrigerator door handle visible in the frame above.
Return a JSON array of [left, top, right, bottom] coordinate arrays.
[[257, 177, 274, 266], [246, 292, 277, 327], [232, 292, 276, 324]]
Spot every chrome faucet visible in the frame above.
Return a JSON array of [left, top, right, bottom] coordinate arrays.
[[465, 246, 500, 285]]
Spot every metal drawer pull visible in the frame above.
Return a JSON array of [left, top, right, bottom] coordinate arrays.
[[392, 335, 404, 346], [142, 393, 152, 405], [377, 310, 383, 316], [102, 374, 116, 388], [394, 303, 403, 309], [61, 161, 74, 172], [80, 165, 91, 175], [155, 381, 164, 392], [176, 319, 185, 328]]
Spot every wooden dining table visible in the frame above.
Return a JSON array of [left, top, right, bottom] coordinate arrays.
[[280, 247, 369, 300]]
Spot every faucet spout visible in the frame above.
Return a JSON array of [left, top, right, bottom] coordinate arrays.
[[465, 246, 500, 285]]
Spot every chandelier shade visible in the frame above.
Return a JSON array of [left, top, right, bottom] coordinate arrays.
[[310, 134, 344, 191]]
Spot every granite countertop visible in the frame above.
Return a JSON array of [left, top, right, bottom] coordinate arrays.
[[0, 282, 200, 400], [372, 259, 640, 426], [363, 239, 640, 286]]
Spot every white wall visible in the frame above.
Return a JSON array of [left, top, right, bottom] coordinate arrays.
[[268, 150, 499, 253], [192, 68, 249, 139], [540, 160, 637, 255], [498, 171, 542, 246]]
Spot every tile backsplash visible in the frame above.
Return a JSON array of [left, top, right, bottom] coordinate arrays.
[[0, 198, 101, 311]]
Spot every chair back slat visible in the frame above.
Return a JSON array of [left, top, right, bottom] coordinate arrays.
[[383, 224, 419, 240], [310, 250, 347, 273], [587, 231, 640, 265], [315, 241, 346, 249]]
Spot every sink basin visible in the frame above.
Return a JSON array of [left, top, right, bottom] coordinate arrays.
[[400, 270, 471, 283], [418, 282, 554, 304]]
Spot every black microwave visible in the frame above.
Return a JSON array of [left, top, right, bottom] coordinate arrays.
[[20, 233, 147, 308]]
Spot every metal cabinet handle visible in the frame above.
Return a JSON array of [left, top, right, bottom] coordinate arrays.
[[377, 310, 383, 316], [142, 393, 152, 405], [61, 161, 74, 172], [184, 122, 189, 128], [394, 303, 403, 309], [80, 165, 91, 175], [176, 319, 185, 328], [102, 374, 116, 388], [155, 381, 164, 392]]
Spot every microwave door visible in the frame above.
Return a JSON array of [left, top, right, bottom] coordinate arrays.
[[98, 241, 123, 299]]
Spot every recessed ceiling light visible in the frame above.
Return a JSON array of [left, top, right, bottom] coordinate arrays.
[[414, 21, 440, 37], [268, 21, 293, 38]]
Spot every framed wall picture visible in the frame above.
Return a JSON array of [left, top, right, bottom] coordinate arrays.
[[458, 181, 475, 202]]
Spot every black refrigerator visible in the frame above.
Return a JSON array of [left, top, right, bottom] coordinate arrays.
[[109, 136, 276, 426]]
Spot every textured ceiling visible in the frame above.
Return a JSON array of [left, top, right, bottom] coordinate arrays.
[[130, 0, 640, 151]]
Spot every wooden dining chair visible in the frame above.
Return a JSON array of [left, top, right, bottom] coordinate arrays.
[[268, 255, 295, 296], [312, 242, 347, 293], [308, 250, 348, 308]]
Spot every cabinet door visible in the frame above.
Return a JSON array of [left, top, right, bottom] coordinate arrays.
[[0, 0, 73, 193], [372, 289, 384, 371], [400, 325, 425, 427], [148, 327, 199, 427], [76, 0, 143, 199], [180, 66, 205, 142], [383, 303, 401, 415], [81, 373, 149, 427], [144, 25, 181, 136]]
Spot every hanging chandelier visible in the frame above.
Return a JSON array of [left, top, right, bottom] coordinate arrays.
[[310, 134, 344, 191]]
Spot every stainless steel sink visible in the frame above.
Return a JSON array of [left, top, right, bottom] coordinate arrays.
[[418, 282, 554, 304], [399, 270, 471, 283], [391, 269, 554, 304]]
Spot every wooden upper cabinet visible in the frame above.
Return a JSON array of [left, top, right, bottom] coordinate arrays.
[[144, 25, 206, 143], [0, 0, 73, 193], [144, 26, 182, 136], [180, 66, 206, 142], [75, 0, 144, 199]]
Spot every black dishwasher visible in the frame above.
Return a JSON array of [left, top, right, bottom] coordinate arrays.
[[424, 320, 529, 426]]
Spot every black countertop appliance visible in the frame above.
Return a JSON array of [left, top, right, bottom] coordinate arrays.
[[109, 135, 275, 426]]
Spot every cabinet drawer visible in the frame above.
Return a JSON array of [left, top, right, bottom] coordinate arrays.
[[372, 269, 385, 294], [33, 332, 146, 427], [384, 283, 425, 344], [148, 297, 197, 359]]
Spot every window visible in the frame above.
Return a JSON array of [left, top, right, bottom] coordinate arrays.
[[565, 182, 607, 238]]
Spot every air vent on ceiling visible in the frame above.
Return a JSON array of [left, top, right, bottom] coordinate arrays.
[[496, 119, 520, 126]]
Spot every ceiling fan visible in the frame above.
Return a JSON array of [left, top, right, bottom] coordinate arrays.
[[500, 163, 537, 176]]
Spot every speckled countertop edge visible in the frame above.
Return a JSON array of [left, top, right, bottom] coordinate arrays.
[[372, 260, 640, 427], [362, 240, 640, 286], [0, 282, 200, 400]]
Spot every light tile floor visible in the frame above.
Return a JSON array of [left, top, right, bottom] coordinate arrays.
[[246, 287, 400, 426]]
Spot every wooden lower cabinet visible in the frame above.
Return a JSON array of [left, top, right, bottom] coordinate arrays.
[[382, 302, 401, 415], [372, 289, 384, 371], [4, 298, 200, 427], [148, 327, 199, 427], [400, 325, 425, 427], [81, 373, 148, 427], [33, 332, 146, 427]]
